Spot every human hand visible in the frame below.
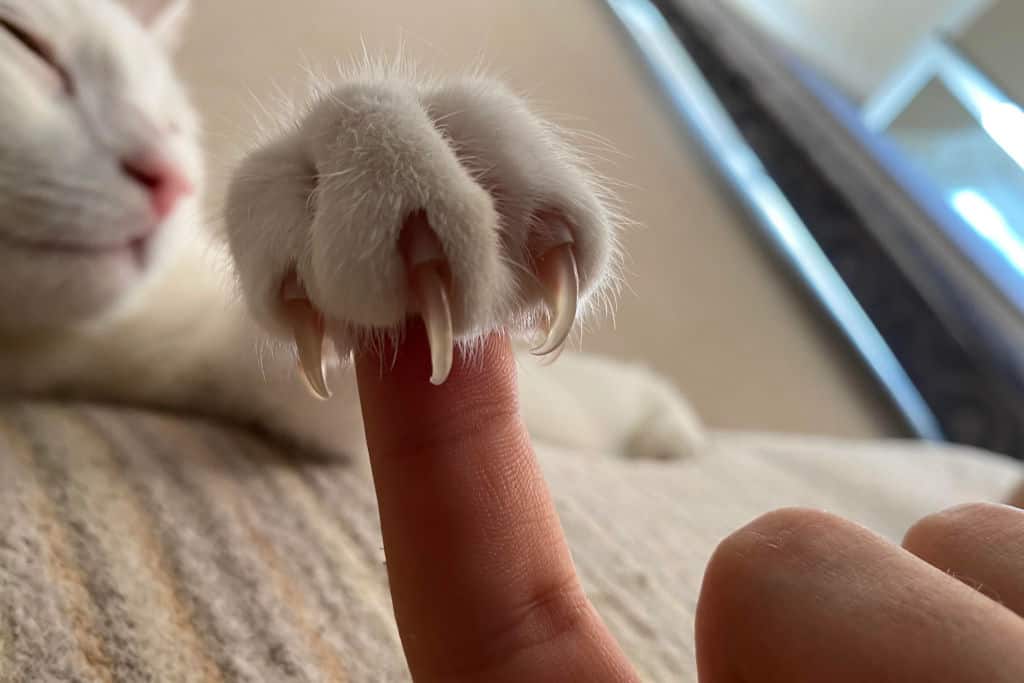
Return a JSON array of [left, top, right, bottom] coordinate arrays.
[[355, 324, 641, 682], [356, 322, 1024, 682], [696, 502, 1024, 682]]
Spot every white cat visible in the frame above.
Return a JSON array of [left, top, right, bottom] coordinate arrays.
[[0, 0, 703, 461]]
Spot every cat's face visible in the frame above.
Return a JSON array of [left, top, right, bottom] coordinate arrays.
[[0, 0, 200, 332]]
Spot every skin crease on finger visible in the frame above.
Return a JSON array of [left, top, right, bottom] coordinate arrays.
[[695, 507, 1024, 683]]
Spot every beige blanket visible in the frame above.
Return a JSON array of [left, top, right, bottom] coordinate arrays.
[[1, 402, 1021, 682]]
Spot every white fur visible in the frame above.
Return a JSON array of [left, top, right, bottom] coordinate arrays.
[[0, 0, 704, 460]]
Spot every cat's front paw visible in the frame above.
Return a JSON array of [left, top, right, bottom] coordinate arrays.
[[225, 74, 618, 390]]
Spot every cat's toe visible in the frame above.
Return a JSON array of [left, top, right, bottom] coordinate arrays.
[[273, 206, 587, 390]]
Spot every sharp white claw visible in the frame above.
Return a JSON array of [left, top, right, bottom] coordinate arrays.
[[404, 216, 454, 385], [538, 336, 567, 365], [282, 284, 332, 400], [532, 241, 579, 357], [411, 262, 454, 385]]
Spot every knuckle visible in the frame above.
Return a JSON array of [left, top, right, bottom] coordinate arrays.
[[699, 508, 861, 640], [904, 502, 1012, 553], [706, 508, 854, 586]]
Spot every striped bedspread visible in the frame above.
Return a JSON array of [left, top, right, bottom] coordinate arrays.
[[2, 402, 1021, 681]]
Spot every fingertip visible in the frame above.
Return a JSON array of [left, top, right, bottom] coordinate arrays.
[[351, 319, 525, 469], [355, 320, 516, 400]]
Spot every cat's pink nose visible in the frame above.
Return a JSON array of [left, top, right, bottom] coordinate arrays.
[[121, 156, 192, 219]]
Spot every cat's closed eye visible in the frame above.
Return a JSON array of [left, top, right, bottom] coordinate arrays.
[[0, 17, 73, 93]]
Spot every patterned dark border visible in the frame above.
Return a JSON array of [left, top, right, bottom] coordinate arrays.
[[650, 0, 1024, 459]]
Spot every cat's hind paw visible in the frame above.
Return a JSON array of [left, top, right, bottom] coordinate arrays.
[[623, 397, 707, 461]]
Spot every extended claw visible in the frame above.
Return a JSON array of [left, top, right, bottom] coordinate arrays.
[[404, 216, 454, 385], [532, 230, 579, 357], [282, 278, 332, 400]]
